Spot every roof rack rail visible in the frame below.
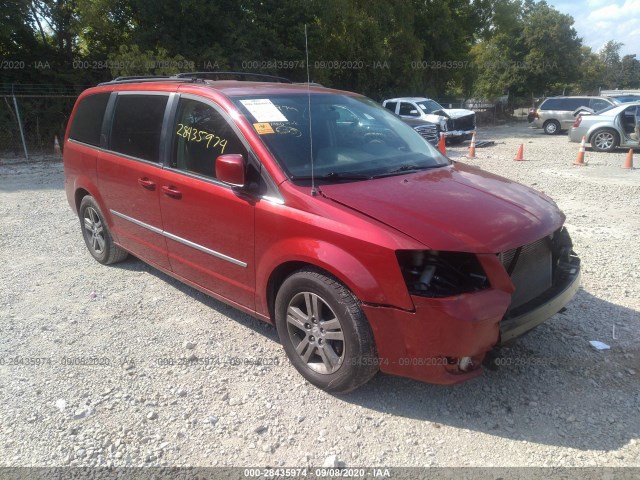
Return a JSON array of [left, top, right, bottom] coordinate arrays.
[[98, 75, 183, 86], [175, 71, 292, 83], [98, 71, 293, 86]]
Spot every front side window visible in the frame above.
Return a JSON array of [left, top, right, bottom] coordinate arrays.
[[69, 93, 110, 146], [110, 94, 168, 161], [171, 98, 247, 179], [399, 102, 419, 116], [233, 93, 448, 183]]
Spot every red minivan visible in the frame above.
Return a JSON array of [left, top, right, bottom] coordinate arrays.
[[64, 73, 581, 393]]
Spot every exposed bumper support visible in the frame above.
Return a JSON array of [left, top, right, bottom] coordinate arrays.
[[499, 257, 581, 343]]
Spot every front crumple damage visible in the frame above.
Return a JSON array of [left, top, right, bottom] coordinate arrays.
[[361, 230, 581, 385]]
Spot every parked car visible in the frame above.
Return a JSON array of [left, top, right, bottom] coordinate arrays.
[[530, 96, 619, 134], [64, 73, 581, 393], [382, 97, 476, 143], [400, 117, 439, 146], [609, 95, 640, 103], [569, 102, 640, 152]]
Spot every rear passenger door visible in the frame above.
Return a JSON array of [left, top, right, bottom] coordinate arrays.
[[156, 95, 256, 309], [98, 92, 171, 270]]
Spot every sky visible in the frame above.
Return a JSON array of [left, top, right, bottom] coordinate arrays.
[[548, 0, 640, 58]]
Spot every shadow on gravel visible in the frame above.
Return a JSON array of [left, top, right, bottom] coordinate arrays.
[[111, 257, 639, 452], [113, 256, 279, 343], [340, 288, 640, 452], [0, 160, 65, 192]]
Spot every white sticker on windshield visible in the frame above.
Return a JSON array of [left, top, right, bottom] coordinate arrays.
[[240, 99, 288, 122]]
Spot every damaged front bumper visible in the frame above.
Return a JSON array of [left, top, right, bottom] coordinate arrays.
[[363, 248, 581, 385], [500, 255, 581, 343]]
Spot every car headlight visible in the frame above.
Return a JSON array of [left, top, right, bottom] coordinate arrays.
[[439, 118, 448, 131], [396, 250, 488, 297]]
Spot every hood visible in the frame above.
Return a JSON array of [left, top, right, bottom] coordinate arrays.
[[320, 163, 564, 253]]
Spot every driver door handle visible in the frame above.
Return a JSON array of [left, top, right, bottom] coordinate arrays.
[[161, 185, 182, 199], [137, 177, 156, 190]]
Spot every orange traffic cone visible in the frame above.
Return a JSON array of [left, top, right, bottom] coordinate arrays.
[[574, 136, 586, 166], [438, 133, 447, 155], [54, 136, 61, 156], [622, 148, 634, 169], [514, 144, 524, 161], [467, 132, 476, 159]]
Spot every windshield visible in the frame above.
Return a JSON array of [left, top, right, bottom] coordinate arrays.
[[232, 94, 449, 183], [416, 99, 445, 113]]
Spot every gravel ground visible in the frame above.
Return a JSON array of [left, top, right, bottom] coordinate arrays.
[[0, 122, 639, 469]]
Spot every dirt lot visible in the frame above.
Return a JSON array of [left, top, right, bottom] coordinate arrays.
[[1, 123, 639, 469]]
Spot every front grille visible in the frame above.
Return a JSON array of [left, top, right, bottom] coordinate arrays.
[[449, 114, 476, 132], [413, 124, 438, 146], [499, 236, 553, 309]]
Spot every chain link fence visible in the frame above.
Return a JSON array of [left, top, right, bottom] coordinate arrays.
[[0, 84, 90, 162]]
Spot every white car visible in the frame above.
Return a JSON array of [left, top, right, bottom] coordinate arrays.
[[383, 97, 476, 143]]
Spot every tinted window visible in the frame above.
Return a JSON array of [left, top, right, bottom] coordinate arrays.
[[399, 102, 419, 116], [565, 98, 590, 111], [590, 98, 612, 111], [541, 98, 589, 111], [69, 93, 110, 146], [171, 98, 247, 178], [384, 101, 397, 113], [110, 94, 168, 161]]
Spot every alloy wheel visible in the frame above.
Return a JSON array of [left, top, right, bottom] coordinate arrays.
[[593, 131, 614, 150], [83, 207, 106, 255], [285, 292, 345, 374]]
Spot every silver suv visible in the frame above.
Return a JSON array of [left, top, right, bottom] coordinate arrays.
[[531, 96, 618, 134]]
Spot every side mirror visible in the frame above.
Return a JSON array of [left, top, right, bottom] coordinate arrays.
[[216, 154, 245, 187], [409, 109, 419, 115]]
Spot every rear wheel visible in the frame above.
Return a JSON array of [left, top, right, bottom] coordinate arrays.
[[79, 196, 128, 265], [543, 120, 561, 135], [590, 129, 619, 152], [275, 269, 378, 393]]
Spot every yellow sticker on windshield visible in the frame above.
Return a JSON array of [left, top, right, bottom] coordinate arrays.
[[253, 123, 275, 135]]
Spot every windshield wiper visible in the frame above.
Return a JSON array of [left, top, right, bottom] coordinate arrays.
[[373, 164, 443, 178], [290, 171, 372, 181]]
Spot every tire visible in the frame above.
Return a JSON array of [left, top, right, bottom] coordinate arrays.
[[79, 196, 128, 265], [543, 120, 561, 135], [446, 136, 465, 145], [590, 129, 619, 152], [274, 269, 378, 394]]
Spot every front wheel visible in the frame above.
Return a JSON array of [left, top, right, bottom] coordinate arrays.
[[79, 196, 128, 265], [275, 269, 378, 393]]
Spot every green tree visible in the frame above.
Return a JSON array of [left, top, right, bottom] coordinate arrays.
[[620, 54, 640, 89]]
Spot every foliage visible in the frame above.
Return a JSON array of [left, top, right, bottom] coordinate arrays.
[[1, 0, 639, 100]]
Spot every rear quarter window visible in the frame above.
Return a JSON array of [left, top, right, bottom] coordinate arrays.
[[68, 93, 110, 146], [109, 94, 168, 162]]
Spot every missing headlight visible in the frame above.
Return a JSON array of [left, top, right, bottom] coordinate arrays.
[[396, 250, 489, 297]]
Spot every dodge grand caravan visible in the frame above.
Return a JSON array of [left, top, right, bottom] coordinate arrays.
[[64, 73, 581, 393]]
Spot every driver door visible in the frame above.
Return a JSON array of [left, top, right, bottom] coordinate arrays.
[[156, 95, 256, 309]]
